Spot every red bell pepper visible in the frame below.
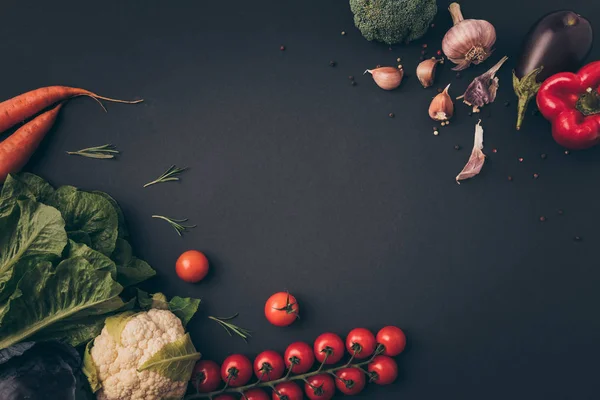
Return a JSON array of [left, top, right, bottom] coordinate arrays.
[[536, 61, 600, 150]]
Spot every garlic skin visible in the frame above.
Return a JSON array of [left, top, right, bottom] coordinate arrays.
[[442, 2, 496, 71], [416, 58, 443, 88], [458, 56, 508, 112], [429, 84, 454, 121], [364, 67, 404, 90]]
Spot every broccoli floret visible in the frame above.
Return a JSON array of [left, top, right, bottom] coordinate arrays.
[[350, 0, 437, 45]]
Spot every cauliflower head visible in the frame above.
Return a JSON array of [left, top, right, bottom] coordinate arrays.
[[350, 0, 437, 45], [86, 309, 200, 400]]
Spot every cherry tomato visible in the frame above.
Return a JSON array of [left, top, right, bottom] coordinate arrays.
[[335, 367, 366, 395], [284, 341, 314, 374], [368, 355, 398, 385], [304, 373, 335, 400], [253, 350, 285, 381], [272, 381, 303, 400], [244, 388, 270, 400], [346, 328, 376, 359], [214, 395, 236, 400], [176, 250, 209, 283], [376, 326, 406, 356], [220, 354, 252, 387], [192, 360, 221, 392], [264, 292, 299, 327], [314, 332, 345, 364]]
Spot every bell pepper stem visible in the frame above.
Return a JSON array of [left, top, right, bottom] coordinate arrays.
[[576, 88, 600, 115], [513, 67, 543, 130]]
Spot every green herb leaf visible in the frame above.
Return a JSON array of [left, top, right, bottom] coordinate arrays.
[[82, 340, 101, 393], [151, 215, 196, 236], [50, 186, 119, 256], [0, 199, 67, 302], [143, 165, 188, 188], [66, 144, 119, 159], [137, 333, 201, 381], [0, 257, 123, 350]]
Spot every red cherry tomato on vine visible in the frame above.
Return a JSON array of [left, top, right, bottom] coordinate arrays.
[[304, 373, 335, 400], [192, 360, 221, 392], [176, 250, 209, 283], [346, 328, 376, 359], [253, 350, 285, 382], [244, 388, 270, 400], [314, 332, 345, 364], [335, 367, 366, 395], [284, 342, 314, 374], [272, 381, 303, 400], [214, 395, 236, 400], [376, 326, 406, 356], [264, 292, 299, 327], [368, 355, 398, 385], [220, 354, 252, 387]]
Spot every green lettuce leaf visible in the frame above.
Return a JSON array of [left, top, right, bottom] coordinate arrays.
[[50, 186, 118, 256], [111, 239, 155, 287], [91, 191, 129, 239], [0, 256, 123, 350], [136, 289, 200, 327], [0, 173, 55, 216], [0, 199, 67, 302], [66, 240, 116, 279], [67, 231, 92, 247], [82, 340, 101, 393], [137, 333, 201, 381]]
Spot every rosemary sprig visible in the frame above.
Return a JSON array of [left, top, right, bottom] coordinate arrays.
[[66, 144, 119, 159], [151, 215, 196, 236], [144, 165, 188, 188], [209, 313, 252, 342]]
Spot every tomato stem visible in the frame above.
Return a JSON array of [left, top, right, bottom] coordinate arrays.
[[185, 347, 386, 399]]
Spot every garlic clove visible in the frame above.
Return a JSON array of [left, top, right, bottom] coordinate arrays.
[[416, 58, 443, 88], [428, 84, 454, 121], [364, 66, 404, 90]]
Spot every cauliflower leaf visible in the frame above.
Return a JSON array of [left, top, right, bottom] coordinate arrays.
[[137, 289, 200, 327], [82, 340, 101, 393], [138, 333, 201, 381]]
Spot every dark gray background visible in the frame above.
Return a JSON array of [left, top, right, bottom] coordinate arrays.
[[2, 0, 600, 399]]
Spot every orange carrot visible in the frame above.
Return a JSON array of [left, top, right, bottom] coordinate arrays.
[[0, 104, 63, 182], [0, 86, 142, 134]]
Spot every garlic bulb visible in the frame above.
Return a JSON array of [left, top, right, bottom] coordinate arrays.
[[416, 58, 443, 88], [429, 84, 454, 121], [364, 66, 404, 90], [442, 2, 496, 71]]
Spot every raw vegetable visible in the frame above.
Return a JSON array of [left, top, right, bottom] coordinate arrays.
[[536, 61, 600, 150], [244, 389, 270, 400], [67, 144, 119, 159], [513, 11, 593, 130], [192, 360, 222, 393], [416, 58, 443, 88], [84, 308, 201, 400], [429, 84, 454, 121], [364, 67, 404, 90], [0, 172, 156, 349], [456, 121, 485, 183], [264, 292, 299, 327], [375, 326, 406, 356], [0, 104, 62, 183], [136, 289, 201, 327], [185, 326, 405, 399], [253, 350, 285, 382], [346, 328, 377, 360], [442, 3, 496, 71], [457, 56, 508, 112], [0, 340, 92, 400], [0, 86, 142, 135], [349, 0, 437, 45], [176, 250, 210, 283]]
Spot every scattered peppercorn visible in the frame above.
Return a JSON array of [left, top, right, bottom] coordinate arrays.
[[421, 50, 426, 55], [454, 145, 461, 150], [350, 81, 356, 86], [280, 45, 286, 51], [431, 23, 435, 28], [539, 216, 546, 222], [533, 173, 539, 179], [436, 50, 442, 56], [541, 153, 547, 160], [518, 157, 524, 162], [389, 112, 395, 118], [467, 111, 472, 116], [557, 209, 564, 215], [397, 57, 401, 62], [329, 60, 337, 67], [419, 56, 424, 61], [492, 148, 497, 153], [508, 176, 513, 181], [341, 31, 346, 36], [504, 101, 510, 107], [437, 88, 443, 93], [433, 130, 439, 136], [397, 64, 403, 69], [388, 47, 392, 51], [574, 236, 582, 242], [564, 150, 570, 155], [376, 64, 382, 68], [349, 75, 354, 80], [456, 72, 461, 79], [422, 44, 428, 49]]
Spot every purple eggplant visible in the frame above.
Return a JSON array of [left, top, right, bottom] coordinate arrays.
[[513, 11, 593, 130]]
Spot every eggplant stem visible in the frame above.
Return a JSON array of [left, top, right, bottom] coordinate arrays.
[[513, 67, 543, 130]]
